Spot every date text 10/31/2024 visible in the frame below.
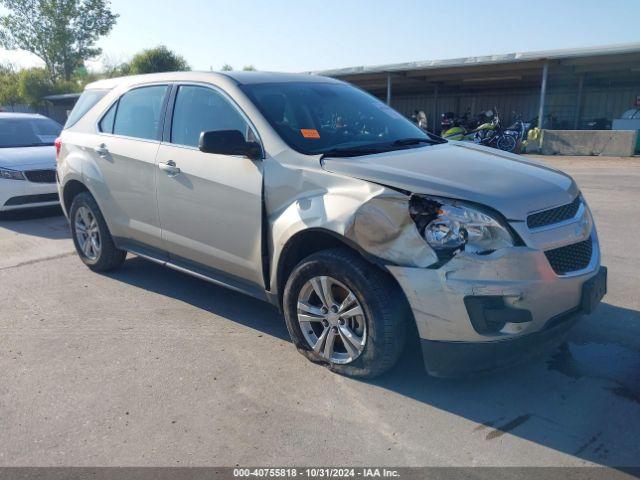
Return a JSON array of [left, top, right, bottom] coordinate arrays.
[[233, 468, 401, 478]]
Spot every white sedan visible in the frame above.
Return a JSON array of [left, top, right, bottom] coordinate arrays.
[[0, 113, 62, 211]]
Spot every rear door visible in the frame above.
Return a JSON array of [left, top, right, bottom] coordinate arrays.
[[155, 84, 265, 288], [92, 84, 169, 250]]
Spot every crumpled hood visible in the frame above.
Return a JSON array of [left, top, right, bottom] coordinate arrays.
[[0, 146, 57, 170], [321, 142, 578, 220]]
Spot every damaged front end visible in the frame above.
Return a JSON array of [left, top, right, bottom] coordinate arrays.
[[344, 191, 522, 270], [342, 190, 551, 338], [341, 188, 601, 374], [269, 162, 601, 376]]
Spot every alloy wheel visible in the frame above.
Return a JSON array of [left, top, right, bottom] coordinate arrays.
[[74, 206, 101, 260], [296, 275, 367, 364]]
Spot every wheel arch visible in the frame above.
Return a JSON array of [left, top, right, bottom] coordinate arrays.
[[61, 179, 90, 215], [275, 228, 402, 308]]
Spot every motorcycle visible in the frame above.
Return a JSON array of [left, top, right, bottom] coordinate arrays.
[[439, 111, 457, 135], [440, 109, 474, 134], [442, 109, 518, 152], [441, 109, 494, 141], [503, 113, 528, 151]]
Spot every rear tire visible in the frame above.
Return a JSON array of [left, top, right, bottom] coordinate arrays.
[[283, 248, 409, 378], [69, 192, 126, 272]]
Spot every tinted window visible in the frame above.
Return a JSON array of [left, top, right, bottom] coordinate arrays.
[[241, 82, 431, 155], [113, 86, 167, 141], [171, 85, 252, 148], [0, 117, 62, 148], [99, 102, 117, 133], [65, 90, 107, 128]]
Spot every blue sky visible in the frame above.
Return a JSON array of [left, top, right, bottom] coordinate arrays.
[[2, 0, 639, 71]]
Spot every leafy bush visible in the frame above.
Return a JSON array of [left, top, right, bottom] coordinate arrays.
[[126, 45, 190, 75]]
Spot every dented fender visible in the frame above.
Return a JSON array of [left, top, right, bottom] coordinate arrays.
[[265, 154, 439, 293], [344, 194, 438, 268]]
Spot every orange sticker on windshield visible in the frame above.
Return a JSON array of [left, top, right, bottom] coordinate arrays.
[[300, 129, 320, 139]]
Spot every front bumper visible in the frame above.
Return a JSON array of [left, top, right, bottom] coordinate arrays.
[[387, 233, 605, 375], [0, 178, 59, 211], [419, 308, 581, 377]]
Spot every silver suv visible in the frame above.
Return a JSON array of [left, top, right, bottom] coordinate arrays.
[[56, 72, 606, 377]]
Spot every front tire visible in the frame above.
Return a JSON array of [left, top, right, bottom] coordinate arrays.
[[283, 248, 409, 378], [497, 134, 517, 152], [69, 192, 126, 272]]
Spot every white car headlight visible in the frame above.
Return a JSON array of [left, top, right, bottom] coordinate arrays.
[[410, 195, 514, 255], [0, 167, 26, 181]]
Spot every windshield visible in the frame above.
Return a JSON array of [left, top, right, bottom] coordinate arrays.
[[240, 81, 440, 156], [0, 117, 62, 148]]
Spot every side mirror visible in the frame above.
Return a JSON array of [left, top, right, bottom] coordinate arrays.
[[198, 130, 262, 160]]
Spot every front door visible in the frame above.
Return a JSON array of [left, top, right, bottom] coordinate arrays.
[[155, 84, 265, 288]]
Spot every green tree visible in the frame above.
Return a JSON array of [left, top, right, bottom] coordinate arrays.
[[0, 64, 20, 107], [0, 0, 118, 82], [242, 65, 256, 71], [221, 64, 233, 71], [16, 68, 53, 107], [127, 45, 190, 75], [101, 56, 130, 78], [118, 62, 131, 76]]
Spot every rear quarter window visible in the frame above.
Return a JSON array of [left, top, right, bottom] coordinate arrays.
[[99, 102, 117, 134], [64, 90, 108, 128]]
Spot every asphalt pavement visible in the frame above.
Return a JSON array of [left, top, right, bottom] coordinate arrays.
[[0, 156, 638, 467]]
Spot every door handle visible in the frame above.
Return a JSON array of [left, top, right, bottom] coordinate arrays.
[[94, 144, 108, 156], [159, 160, 181, 175]]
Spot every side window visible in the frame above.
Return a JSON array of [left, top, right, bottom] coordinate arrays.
[[99, 102, 117, 133], [171, 85, 252, 148], [113, 85, 167, 141]]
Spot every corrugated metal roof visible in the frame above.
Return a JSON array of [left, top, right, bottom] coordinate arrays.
[[311, 42, 640, 76]]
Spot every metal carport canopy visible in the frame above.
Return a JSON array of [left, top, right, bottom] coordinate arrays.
[[309, 42, 640, 129]]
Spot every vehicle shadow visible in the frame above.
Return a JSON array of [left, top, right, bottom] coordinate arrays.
[[0, 206, 69, 240], [371, 301, 640, 467], [105, 256, 640, 467], [104, 256, 288, 341]]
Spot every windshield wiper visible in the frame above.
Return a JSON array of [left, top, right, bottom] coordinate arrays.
[[320, 136, 444, 158], [320, 145, 391, 158], [392, 137, 437, 146]]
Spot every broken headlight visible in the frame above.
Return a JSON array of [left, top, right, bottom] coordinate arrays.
[[410, 195, 514, 255]]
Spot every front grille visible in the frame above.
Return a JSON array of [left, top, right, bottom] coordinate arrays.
[[4, 193, 59, 206], [527, 196, 581, 229], [544, 236, 593, 275], [24, 169, 56, 183]]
